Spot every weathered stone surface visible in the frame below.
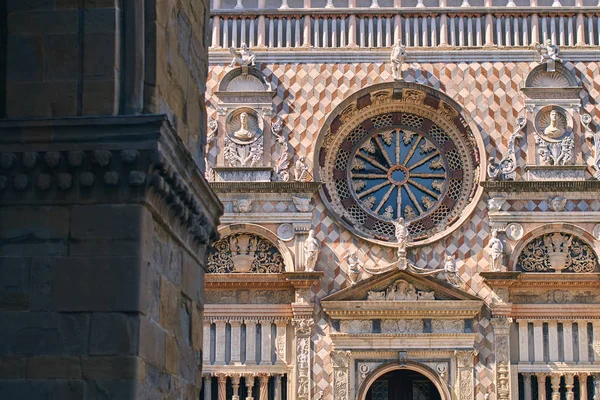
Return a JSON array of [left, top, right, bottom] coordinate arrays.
[[0, 312, 89, 355], [27, 356, 82, 379], [0, 0, 218, 397], [51, 257, 141, 312], [0, 258, 31, 310], [90, 313, 140, 356], [82, 356, 146, 381], [159, 276, 180, 335], [0, 356, 27, 378], [0, 380, 85, 399], [139, 316, 166, 369], [165, 334, 179, 375]]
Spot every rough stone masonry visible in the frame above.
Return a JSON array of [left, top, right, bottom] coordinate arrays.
[[0, 1, 222, 398]]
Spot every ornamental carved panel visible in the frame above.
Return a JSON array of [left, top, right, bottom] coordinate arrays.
[[207, 233, 285, 273], [516, 232, 599, 273]]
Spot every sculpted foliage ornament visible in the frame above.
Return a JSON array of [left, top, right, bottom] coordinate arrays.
[[517, 232, 599, 273], [207, 233, 285, 273]]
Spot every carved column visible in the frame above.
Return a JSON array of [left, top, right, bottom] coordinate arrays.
[[563, 321, 575, 364], [275, 319, 288, 365], [536, 373, 547, 400], [260, 319, 273, 365], [293, 318, 314, 400], [245, 374, 256, 400], [523, 373, 533, 400], [578, 373, 588, 400], [492, 318, 512, 400], [214, 319, 227, 365], [565, 373, 575, 400], [331, 350, 352, 400], [284, 271, 322, 400], [454, 350, 477, 400], [579, 321, 590, 364], [593, 374, 600, 400], [231, 319, 243, 365], [274, 374, 283, 400], [204, 374, 213, 400], [592, 321, 600, 363], [203, 320, 212, 365], [258, 373, 270, 400], [245, 319, 258, 365], [232, 374, 241, 400], [550, 373, 561, 400], [215, 372, 228, 400]]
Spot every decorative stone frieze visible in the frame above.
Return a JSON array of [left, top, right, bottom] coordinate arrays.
[[331, 350, 352, 400], [454, 350, 477, 400]]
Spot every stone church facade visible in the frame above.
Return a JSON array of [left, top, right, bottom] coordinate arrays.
[[204, 2, 600, 400]]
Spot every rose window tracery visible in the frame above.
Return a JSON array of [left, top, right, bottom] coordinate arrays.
[[316, 84, 481, 245], [516, 232, 599, 273], [350, 128, 449, 223], [207, 233, 285, 273]]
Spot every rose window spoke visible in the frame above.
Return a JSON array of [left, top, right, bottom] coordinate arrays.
[[349, 128, 449, 222]]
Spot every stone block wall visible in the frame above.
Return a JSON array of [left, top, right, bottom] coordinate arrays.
[[0, 117, 222, 398], [2, 0, 210, 166]]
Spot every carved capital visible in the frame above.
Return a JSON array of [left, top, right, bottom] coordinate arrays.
[[331, 350, 352, 369], [292, 317, 314, 336]]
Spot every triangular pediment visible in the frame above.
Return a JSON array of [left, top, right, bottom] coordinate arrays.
[[321, 268, 483, 320]]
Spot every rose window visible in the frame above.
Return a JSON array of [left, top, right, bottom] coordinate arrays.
[[350, 129, 449, 222], [316, 84, 482, 245]]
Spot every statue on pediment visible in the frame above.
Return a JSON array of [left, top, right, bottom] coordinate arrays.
[[366, 279, 434, 301], [229, 43, 256, 68]]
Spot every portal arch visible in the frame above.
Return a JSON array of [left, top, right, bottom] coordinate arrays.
[[357, 361, 451, 400]]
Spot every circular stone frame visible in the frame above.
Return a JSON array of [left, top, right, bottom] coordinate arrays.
[[313, 82, 486, 247]]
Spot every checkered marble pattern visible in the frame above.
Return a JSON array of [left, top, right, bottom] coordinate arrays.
[[205, 60, 600, 399], [507, 199, 600, 212]]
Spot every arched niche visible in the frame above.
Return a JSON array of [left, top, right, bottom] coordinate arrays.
[[509, 224, 600, 273], [218, 66, 272, 92], [357, 361, 451, 400], [524, 62, 579, 89], [207, 223, 295, 273]]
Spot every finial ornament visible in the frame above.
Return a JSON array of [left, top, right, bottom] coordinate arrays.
[[390, 40, 406, 81], [535, 39, 561, 72], [229, 43, 256, 68]]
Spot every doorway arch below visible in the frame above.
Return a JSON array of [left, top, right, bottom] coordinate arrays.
[[357, 362, 451, 400]]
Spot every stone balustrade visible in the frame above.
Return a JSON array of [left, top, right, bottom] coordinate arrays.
[[204, 317, 290, 366], [209, 5, 600, 49], [519, 372, 599, 399], [203, 373, 287, 400], [515, 319, 600, 364]]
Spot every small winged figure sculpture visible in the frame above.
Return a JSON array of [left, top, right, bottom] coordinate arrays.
[[229, 42, 256, 68]]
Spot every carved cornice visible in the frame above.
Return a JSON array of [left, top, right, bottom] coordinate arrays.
[[481, 272, 600, 289], [206, 273, 295, 289], [322, 300, 483, 319], [204, 304, 293, 318], [481, 180, 600, 193], [0, 115, 223, 258], [329, 333, 478, 349], [210, 181, 321, 194]]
